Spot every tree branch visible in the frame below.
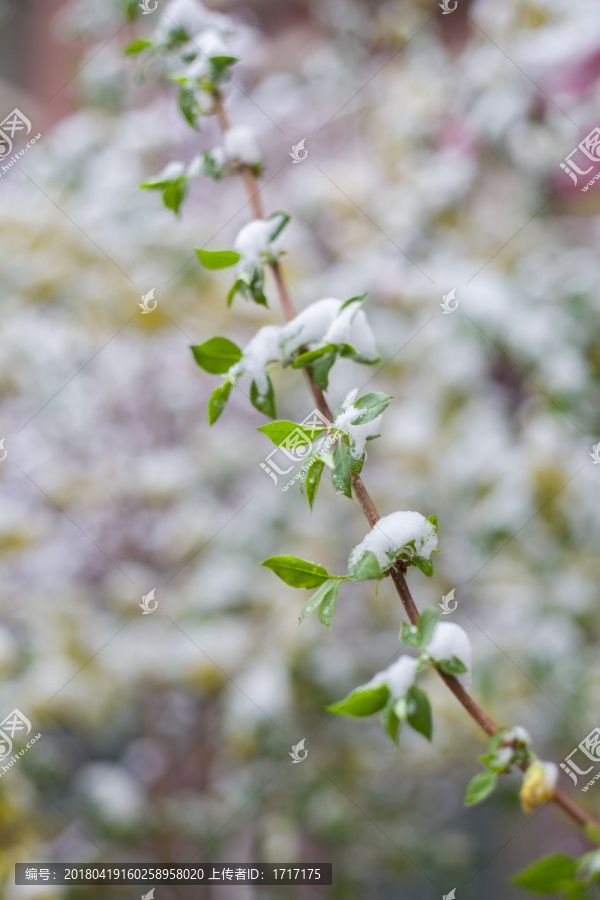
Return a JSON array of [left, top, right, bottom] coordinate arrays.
[[210, 90, 600, 833]]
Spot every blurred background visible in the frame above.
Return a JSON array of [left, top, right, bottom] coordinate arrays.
[[1, 0, 600, 897]]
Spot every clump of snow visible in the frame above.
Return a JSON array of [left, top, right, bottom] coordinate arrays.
[[225, 297, 379, 392], [349, 511, 438, 571], [77, 763, 145, 825], [367, 655, 418, 699], [233, 218, 285, 276], [279, 298, 378, 364], [426, 622, 472, 687], [154, 0, 229, 44], [504, 725, 531, 745], [176, 29, 235, 81], [155, 160, 186, 182], [322, 300, 378, 361], [334, 388, 383, 462], [228, 324, 280, 397], [223, 126, 261, 165]]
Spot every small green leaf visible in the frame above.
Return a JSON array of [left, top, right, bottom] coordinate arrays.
[[348, 550, 384, 582], [267, 211, 290, 241], [438, 656, 468, 676], [332, 441, 352, 498], [190, 337, 242, 374], [291, 345, 337, 369], [257, 420, 325, 448], [413, 555, 434, 577], [512, 855, 577, 893], [317, 580, 340, 630], [381, 703, 401, 745], [179, 84, 201, 128], [195, 248, 241, 270], [400, 622, 420, 648], [250, 376, 276, 418], [207, 380, 232, 425], [299, 579, 337, 624], [464, 770, 497, 806], [226, 278, 243, 307], [311, 352, 337, 391], [417, 608, 439, 646], [262, 556, 331, 589], [406, 686, 432, 741], [427, 514, 439, 532], [163, 178, 188, 215], [340, 292, 367, 311], [585, 824, 600, 846], [248, 265, 268, 306], [350, 392, 393, 425], [125, 38, 153, 55], [306, 457, 325, 511], [328, 684, 389, 717]]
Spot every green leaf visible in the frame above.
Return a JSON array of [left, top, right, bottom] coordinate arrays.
[[400, 622, 420, 648], [417, 608, 439, 646], [340, 292, 367, 311], [406, 686, 433, 741], [311, 351, 337, 391], [190, 337, 242, 374], [179, 84, 201, 128], [125, 38, 153, 55], [267, 211, 290, 241], [348, 550, 384, 582], [162, 178, 187, 215], [328, 684, 389, 717], [317, 580, 340, 630], [512, 855, 577, 893], [257, 420, 325, 448], [438, 656, 468, 676], [381, 703, 401, 745], [350, 392, 393, 425], [413, 555, 434, 577], [291, 344, 337, 369], [247, 265, 268, 306], [464, 770, 497, 806], [195, 248, 241, 270], [306, 457, 325, 511], [585, 824, 600, 846], [298, 579, 336, 624], [262, 556, 331, 589], [207, 380, 232, 425], [250, 376, 276, 418], [427, 514, 439, 532], [332, 440, 352, 497]]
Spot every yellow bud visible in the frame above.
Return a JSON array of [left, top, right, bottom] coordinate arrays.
[[519, 761, 558, 814]]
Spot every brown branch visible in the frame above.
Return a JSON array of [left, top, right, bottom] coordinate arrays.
[[209, 90, 600, 834]]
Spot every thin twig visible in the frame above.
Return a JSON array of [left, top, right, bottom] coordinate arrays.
[[210, 91, 600, 833]]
